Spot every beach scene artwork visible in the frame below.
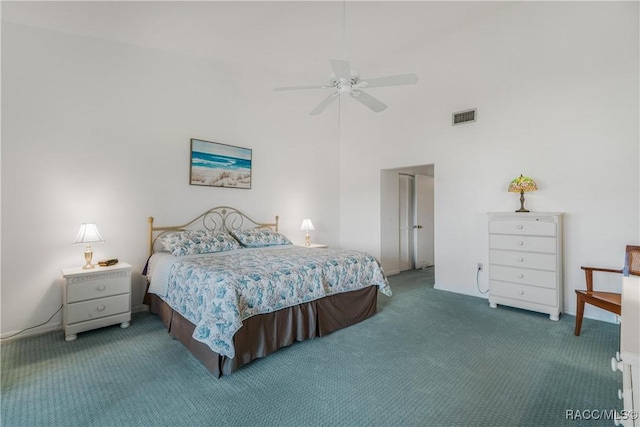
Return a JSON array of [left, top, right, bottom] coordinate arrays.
[[190, 139, 252, 189]]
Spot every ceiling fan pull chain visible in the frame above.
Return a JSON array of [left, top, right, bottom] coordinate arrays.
[[341, 0, 347, 60]]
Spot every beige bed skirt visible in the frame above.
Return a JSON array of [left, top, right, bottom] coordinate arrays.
[[148, 286, 378, 378]]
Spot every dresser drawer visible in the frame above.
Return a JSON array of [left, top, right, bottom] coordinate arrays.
[[489, 234, 556, 254], [490, 249, 556, 271], [490, 281, 557, 306], [490, 265, 557, 289], [67, 274, 130, 303], [66, 294, 130, 324], [489, 219, 556, 237]]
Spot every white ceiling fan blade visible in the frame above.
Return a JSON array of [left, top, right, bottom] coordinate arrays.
[[350, 90, 387, 113], [274, 85, 332, 91], [329, 59, 351, 81], [359, 73, 419, 88], [310, 92, 339, 115]]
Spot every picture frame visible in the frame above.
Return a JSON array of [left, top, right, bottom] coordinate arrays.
[[189, 139, 252, 189]]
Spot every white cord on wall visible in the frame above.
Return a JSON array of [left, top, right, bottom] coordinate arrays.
[[0, 305, 63, 341], [477, 267, 489, 294]]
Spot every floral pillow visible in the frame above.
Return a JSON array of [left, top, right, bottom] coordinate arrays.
[[160, 230, 241, 256], [230, 228, 292, 247]]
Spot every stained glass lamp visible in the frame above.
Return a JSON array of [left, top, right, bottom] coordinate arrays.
[[508, 174, 537, 213]]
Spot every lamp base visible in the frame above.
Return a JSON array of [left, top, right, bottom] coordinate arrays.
[[515, 190, 530, 213], [82, 246, 95, 269], [305, 234, 310, 246]]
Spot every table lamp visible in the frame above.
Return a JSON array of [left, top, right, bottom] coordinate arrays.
[[73, 223, 104, 269], [300, 219, 315, 246], [508, 174, 537, 213]]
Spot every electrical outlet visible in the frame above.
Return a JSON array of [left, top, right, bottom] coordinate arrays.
[[477, 262, 483, 272]]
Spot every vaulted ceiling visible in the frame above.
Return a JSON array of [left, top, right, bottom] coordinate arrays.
[[2, 1, 515, 76]]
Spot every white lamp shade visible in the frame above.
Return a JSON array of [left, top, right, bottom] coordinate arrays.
[[300, 219, 315, 231], [73, 223, 105, 244]]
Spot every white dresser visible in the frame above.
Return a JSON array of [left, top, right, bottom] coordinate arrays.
[[612, 275, 640, 426], [61, 262, 132, 341], [487, 212, 563, 320]]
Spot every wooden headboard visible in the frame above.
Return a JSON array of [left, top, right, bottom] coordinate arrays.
[[148, 206, 279, 256]]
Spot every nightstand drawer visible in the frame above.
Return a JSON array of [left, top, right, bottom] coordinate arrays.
[[489, 219, 556, 236], [490, 265, 556, 289], [489, 234, 556, 254], [490, 281, 557, 306], [67, 275, 130, 303], [490, 249, 556, 271], [66, 294, 130, 324]]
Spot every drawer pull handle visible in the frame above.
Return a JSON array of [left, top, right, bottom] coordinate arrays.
[[617, 389, 623, 400], [97, 285, 106, 291], [519, 290, 524, 295], [517, 257, 524, 262], [517, 225, 524, 229], [611, 357, 623, 372], [516, 241, 524, 246], [518, 274, 524, 279], [97, 305, 106, 312], [613, 411, 622, 426]]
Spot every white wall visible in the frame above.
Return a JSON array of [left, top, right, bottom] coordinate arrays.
[[1, 22, 341, 337], [2, 2, 638, 338], [340, 2, 639, 322]]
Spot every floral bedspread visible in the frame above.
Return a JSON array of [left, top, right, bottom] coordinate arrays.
[[163, 246, 391, 358]]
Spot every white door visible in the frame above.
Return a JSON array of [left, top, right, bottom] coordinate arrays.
[[414, 174, 434, 268], [398, 175, 415, 271]]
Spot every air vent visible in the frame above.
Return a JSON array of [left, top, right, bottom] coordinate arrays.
[[452, 108, 477, 126]]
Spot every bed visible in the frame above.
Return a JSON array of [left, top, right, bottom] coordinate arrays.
[[144, 206, 391, 377]]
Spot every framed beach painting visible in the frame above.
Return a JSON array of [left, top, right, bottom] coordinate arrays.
[[190, 139, 252, 189]]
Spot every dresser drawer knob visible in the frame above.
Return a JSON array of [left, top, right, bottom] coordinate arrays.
[[613, 412, 621, 426], [516, 241, 524, 246], [519, 290, 525, 295], [517, 257, 524, 262], [611, 357, 623, 372], [97, 305, 106, 312], [97, 285, 106, 291], [518, 274, 524, 279], [517, 225, 524, 229]]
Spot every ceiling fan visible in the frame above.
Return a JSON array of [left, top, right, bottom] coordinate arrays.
[[274, 59, 419, 115]]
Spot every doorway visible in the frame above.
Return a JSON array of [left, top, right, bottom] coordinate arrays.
[[380, 165, 434, 276]]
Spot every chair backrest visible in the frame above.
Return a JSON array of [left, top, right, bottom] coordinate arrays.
[[623, 245, 640, 276]]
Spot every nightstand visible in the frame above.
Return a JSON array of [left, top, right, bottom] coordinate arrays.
[[61, 262, 132, 341], [298, 244, 328, 248]]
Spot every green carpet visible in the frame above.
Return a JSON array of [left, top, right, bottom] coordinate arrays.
[[1, 268, 621, 426]]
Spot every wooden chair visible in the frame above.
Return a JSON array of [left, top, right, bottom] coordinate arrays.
[[574, 245, 640, 336]]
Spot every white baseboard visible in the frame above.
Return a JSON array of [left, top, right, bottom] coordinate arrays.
[[434, 285, 619, 325], [561, 307, 619, 324], [0, 322, 62, 342], [132, 304, 149, 314], [1, 305, 150, 342]]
